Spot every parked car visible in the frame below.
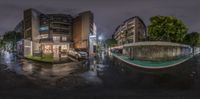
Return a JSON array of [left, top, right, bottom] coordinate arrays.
[[68, 49, 88, 59]]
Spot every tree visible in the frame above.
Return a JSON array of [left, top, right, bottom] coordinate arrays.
[[183, 32, 200, 47], [183, 32, 200, 55], [0, 40, 4, 49], [148, 16, 188, 42], [105, 38, 117, 47], [2, 31, 22, 52]]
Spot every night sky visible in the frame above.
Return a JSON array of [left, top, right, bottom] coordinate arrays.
[[0, 0, 199, 39]]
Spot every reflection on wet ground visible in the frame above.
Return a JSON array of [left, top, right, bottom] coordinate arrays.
[[0, 51, 200, 98], [0, 51, 106, 89]]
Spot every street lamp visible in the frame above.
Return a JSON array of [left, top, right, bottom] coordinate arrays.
[[98, 36, 103, 41], [98, 35, 104, 54], [98, 35, 103, 46]]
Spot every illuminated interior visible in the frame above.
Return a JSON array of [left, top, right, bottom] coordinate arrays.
[[61, 45, 69, 51], [43, 44, 52, 54]]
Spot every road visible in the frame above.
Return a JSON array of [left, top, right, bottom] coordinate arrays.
[[0, 51, 200, 98]]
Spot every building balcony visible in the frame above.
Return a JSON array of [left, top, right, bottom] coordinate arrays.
[[50, 26, 71, 30], [39, 38, 53, 43], [51, 21, 71, 25]]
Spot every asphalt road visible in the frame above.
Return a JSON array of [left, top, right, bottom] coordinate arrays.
[[0, 52, 200, 99]]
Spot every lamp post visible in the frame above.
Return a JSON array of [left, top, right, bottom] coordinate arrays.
[[98, 35, 103, 54]]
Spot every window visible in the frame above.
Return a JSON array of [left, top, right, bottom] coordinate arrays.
[[62, 36, 67, 41], [43, 45, 52, 54], [53, 36, 60, 41]]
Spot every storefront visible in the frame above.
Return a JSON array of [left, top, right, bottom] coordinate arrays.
[[41, 43, 70, 60]]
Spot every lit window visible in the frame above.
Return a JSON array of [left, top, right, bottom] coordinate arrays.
[[62, 36, 67, 41], [53, 36, 60, 41], [43, 45, 52, 53], [61, 45, 68, 51]]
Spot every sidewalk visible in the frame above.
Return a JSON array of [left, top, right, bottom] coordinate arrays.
[[112, 53, 193, 69]]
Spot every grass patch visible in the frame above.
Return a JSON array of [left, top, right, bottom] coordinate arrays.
[[26, 54, 53, 62]]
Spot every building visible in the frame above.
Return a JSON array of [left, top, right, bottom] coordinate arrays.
[[73, 11, 96, 55], [15, 8, 73, 61], [89, 23, 97, 55], [15, 8, 96, 61], [113, 16, 146, 45], [40, 14, 73, 61]]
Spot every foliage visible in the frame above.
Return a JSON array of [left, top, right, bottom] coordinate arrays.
[[42, 54, 53, 60], [105, 38, 117, 47], [0, 40, 4, 48], [183, 32, 200, 47], [148, 16, 188, 42], [3, 31, 22, 42], [2, 31, 22, 51]]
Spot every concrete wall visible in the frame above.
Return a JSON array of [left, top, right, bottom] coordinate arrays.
[[24, 39, 32, 57], [73, 11, 94, 56], [73, 11, 92, 49], [122, 41, 192, 61], [31, 10, 40, 54], [73, 16, 82, 49]]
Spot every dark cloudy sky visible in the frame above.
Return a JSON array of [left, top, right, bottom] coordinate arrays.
[[0, 0, 199, 39]]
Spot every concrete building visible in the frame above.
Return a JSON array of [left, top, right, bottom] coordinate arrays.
[[73, 11, 96, 55], [23, 9, 41, 57], [16, 8, 73, 61], [113, 16, 146, 45], [40, 14, 73, 61], [15, 8, 97, 61]]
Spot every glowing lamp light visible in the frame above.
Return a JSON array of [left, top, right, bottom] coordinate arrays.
[[98, 36, 103, 41]]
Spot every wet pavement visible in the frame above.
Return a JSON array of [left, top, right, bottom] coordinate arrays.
[[0, 51, 200, 98]]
